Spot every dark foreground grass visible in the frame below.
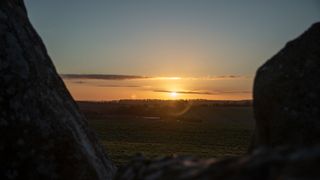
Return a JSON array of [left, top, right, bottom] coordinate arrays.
[[87, 106, 254, 165]]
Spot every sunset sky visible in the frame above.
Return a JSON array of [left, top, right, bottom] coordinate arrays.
[[25, 0, 319, 100]]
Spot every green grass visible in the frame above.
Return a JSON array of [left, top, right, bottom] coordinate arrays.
[[87, 106, 254, 165]]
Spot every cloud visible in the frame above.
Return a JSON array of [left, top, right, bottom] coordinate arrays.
[[72, 80, 86, 84], [188, 75, 251, 80], [96, 84, 141, 88], [61, 74, 149, 80], [61, 74, 251, 81], [65, 79, 143, 88], [152, 89, 251, 95], [214, 75, 243, 79]]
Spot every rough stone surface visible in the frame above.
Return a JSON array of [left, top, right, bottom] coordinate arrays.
[[252, 22, 320, 149], [116, 147, 320, 180], [0, 0, 115, 179]]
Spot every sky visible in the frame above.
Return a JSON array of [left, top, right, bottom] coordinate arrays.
[[25, 0, 319, 100]]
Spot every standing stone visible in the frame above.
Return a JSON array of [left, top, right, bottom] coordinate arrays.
[[252, 22, 320, 149], [0, 0, 116, 179]]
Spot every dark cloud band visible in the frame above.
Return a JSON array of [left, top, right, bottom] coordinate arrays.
[[153, 89, 251, 95], [61, 74, 149, 80]]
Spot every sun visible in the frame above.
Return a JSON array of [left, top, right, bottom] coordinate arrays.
[[169, 91, 178, 98]]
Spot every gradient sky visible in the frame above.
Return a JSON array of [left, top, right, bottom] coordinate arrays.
[[24, 1, 319, 100]]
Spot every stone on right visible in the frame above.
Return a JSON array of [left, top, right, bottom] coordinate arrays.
[[252, 22, 320, 149]]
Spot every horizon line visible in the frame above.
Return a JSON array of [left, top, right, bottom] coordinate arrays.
[[75, 98, 253, 102]]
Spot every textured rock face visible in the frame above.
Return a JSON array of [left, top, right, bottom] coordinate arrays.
[[252, 23, 320, 149], [0, 0, 115, 179], [116, 147, 320, 180]]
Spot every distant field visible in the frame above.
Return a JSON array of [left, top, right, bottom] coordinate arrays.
[[80, 101, 254, 165]]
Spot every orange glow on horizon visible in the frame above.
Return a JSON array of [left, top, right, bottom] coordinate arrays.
[[152, 77, 182, 80], [62, 76, 252, 101]]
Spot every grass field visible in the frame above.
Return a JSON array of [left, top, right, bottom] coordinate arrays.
[[83, 102, 254, 165]]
